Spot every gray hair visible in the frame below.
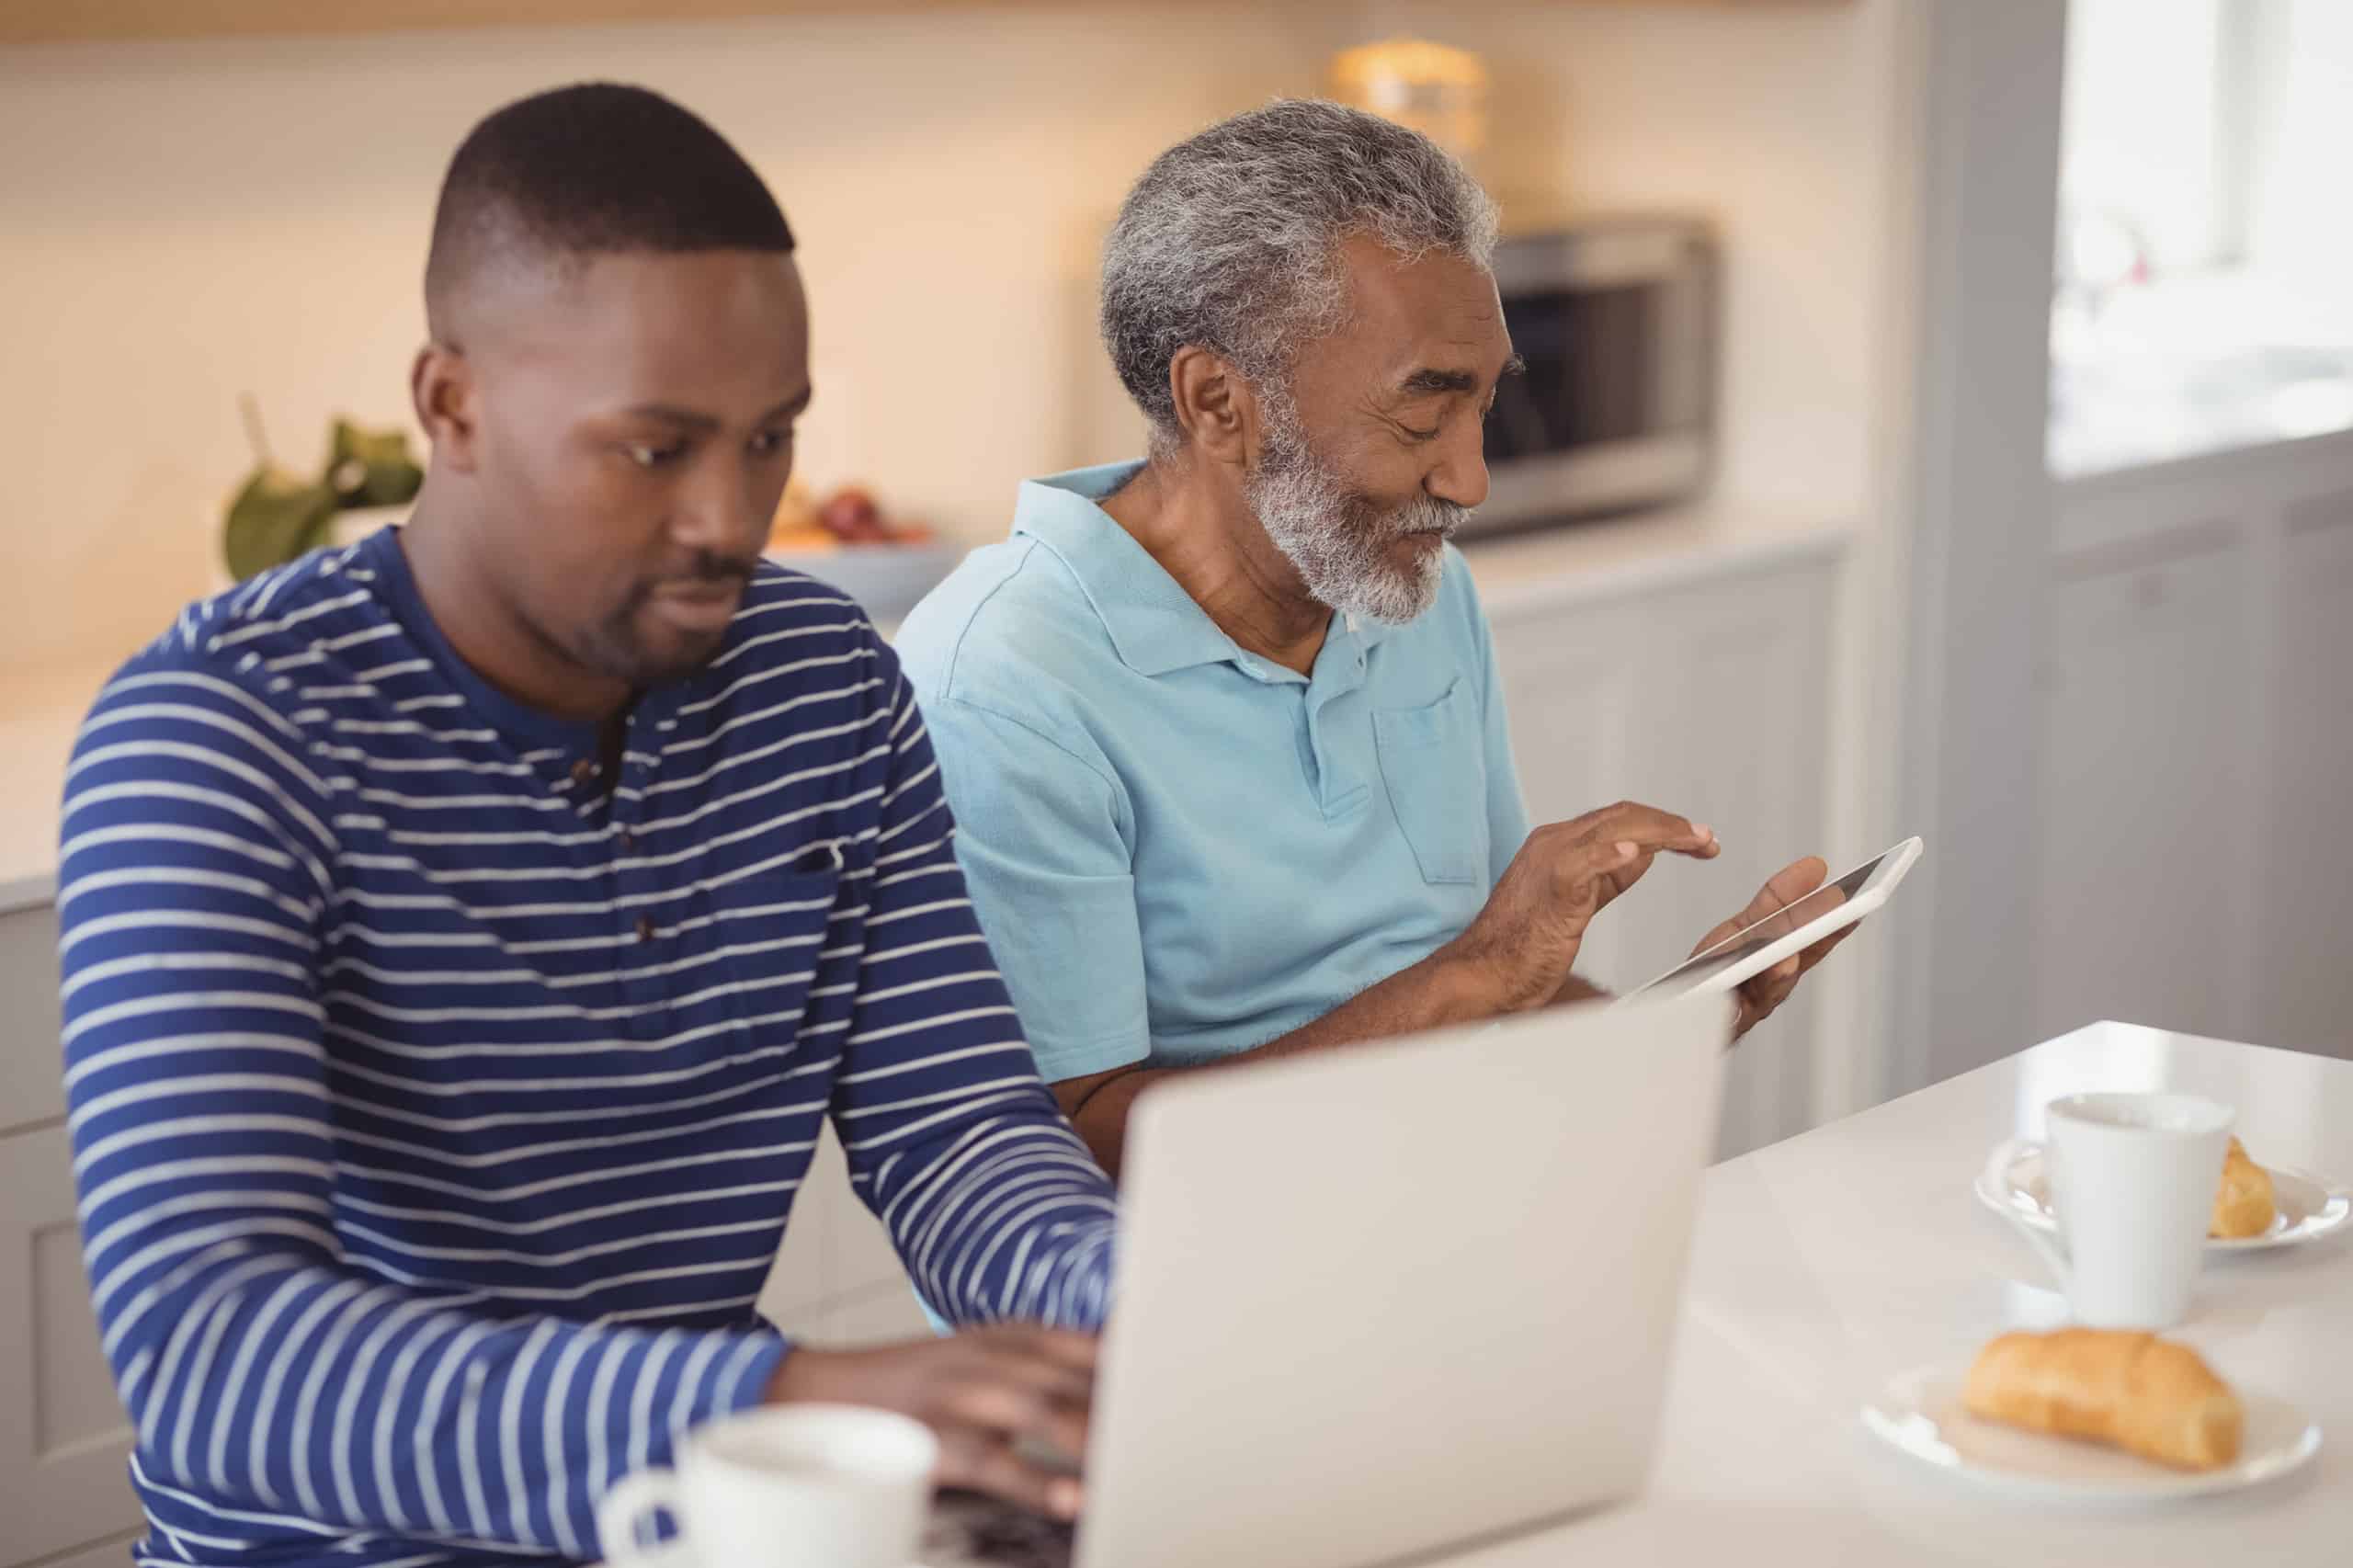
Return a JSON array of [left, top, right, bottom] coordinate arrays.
[[1099, 98, 1501, 449]]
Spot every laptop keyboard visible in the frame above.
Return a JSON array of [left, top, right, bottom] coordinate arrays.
[[922, 1491, 1077, 1568]]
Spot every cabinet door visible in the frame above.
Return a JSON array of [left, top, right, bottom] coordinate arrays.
[[1489, 602, 1640, 982], [752, 1127, 835, 1338], [2260, 503, 2353, 1058], [2034, 543, 2249, 1041], [0, 904, 63, 1132], [753, 1123, 915, 1340], [1617, 566, 1832, 1156], [1487, 559, 1835, 1157], [0, 1124, 141, 1562], [31, 1531, 141, 1568]]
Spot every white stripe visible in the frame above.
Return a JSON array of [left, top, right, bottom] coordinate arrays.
[[62, 949, 311, 1008], [496, 1320, 561, 1543], [414, 1319, 498, 1538], [63, 988, 322, 1051], [289, 1281, 406, 1521], [331, 1294, 452, 1528], [207, 1271, 313, 1495], [68, 1031, 321, 1101], [627, 1331, 686, 1479], [76, 700, 335, 812], [73, 1110, 320, 1181], [328, 1101, 808, 1176], [85, 1180, 331, 1275], [335, 1143, 811, 1212], [59, 906, 312, 958], [207, 586, 371, 648], [657, 674, 885, 757], [72, 1071, 329, 1137], [244, 1276, 371, 1507], [372, 1311, 474, 1532], [57, 861, 318, 925], [539, 1326, 599, 1556]]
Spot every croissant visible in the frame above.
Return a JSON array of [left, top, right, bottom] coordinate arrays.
[[2211, 1136, 2275, 1239], [1962, 1329, 2243, 1471]]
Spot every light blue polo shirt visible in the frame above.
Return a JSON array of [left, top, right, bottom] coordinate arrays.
[[895, 460, 1531, 1081]]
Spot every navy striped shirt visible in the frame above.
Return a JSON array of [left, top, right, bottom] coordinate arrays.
[[58, 525, 1116, 1567]]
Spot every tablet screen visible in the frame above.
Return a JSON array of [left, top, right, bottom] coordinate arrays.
[[1643, 850, 1886, 995]]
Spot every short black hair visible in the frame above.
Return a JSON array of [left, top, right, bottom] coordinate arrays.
[[425, 83, 794, 334]]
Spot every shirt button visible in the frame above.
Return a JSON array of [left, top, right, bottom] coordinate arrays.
[[634, 915, 655, 943], [620, 828, 637, 850], [571, 758, 598, 787]]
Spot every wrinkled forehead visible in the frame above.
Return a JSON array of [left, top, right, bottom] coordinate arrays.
[[1283, 235, 1509, 403]]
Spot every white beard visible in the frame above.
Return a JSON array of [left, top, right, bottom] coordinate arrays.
[[1244, 395, 1464, 626]]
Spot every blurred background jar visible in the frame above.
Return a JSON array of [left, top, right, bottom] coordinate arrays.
[[1327, 36, 1490, 176]]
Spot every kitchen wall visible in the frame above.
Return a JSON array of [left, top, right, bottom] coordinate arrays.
[[0, 0, 1896, 677]]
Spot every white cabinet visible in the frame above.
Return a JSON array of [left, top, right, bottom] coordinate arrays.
[[2032, 539, 2251, 1042], [2040, 436, 2353, 1066], [0, 1124, 139, 1564], [0, 899, 143, 1566], [0, 905, 63, 1127], [2260, 499, 2353, 1055], [1485, 545, 1840, 1158], [754, 1122, 925, 1344]]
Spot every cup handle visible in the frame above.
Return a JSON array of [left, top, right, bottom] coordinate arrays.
[[597, 1468, 684, 1565], [1984, 1136, 2072, 1291]]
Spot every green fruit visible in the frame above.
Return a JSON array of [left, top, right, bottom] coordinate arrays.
[[327, 417, 423, 508], [222, 466, 336, 582]]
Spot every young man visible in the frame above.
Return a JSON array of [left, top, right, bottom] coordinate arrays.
[[61, 85, 1110, 1567], [896, 101, 1853, 1179]]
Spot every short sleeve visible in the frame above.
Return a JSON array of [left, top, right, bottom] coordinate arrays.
[[917, 694, 1151, 1082]]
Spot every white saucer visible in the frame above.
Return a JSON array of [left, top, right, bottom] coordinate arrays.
[[1974, 1141, 2351, 1252], [1862, 1363, 2322, 1503]]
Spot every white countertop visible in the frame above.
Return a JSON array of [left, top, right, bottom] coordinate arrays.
[[1460, 498, 1848, 621], [0, 660, 111, 913], [599, 1022, 2347, 1568], [1439, 1021, 2351, 1566]]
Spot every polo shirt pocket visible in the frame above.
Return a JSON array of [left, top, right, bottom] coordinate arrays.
[[707, 839, 845, 1031], [1371, 679, 1489, 886]]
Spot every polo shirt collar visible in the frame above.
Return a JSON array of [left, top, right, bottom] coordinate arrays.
[[1010, 460, 1400, 678]]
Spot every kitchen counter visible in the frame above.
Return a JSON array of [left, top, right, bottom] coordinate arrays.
[[1459, 497, 1849, 619]]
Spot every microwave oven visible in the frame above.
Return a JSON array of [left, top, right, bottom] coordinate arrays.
[[1468, 217, 1719, 540]]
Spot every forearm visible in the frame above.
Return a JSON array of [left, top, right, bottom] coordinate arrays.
[[97, 1247, 780, 1553], [1059, 944, 1522, 1179], [853, 1092, 1118, 1330]]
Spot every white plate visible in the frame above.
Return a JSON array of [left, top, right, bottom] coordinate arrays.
[[1862, 1363, 2322, 1503], [1974, 1141, 2352, 1252]]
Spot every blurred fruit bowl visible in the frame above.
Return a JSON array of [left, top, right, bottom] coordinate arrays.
[[766, 481, 961, 624]]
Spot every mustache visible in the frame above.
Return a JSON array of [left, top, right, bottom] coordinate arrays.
[[664, 551, 758, 586], [1379, 494, 1471, 538]]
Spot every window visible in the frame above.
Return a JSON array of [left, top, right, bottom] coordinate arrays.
[[2052, 0, 2353, 476]]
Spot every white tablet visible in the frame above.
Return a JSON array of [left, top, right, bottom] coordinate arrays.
[[1625, 836, 1923, 1002]]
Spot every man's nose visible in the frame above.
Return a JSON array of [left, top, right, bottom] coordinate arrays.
[[674, 458, 773, 560], [1427, 421, 1490, 510]]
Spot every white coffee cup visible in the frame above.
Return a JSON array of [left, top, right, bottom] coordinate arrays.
[[1986, 1091, 2234, 1328], [597, 1404, 938, 1568]]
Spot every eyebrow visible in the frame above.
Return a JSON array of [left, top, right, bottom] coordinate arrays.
[[619, 385, 814, 432], [1397, 355, 1528, 397]]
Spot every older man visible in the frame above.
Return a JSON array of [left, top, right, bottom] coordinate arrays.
[[896, 101, 1848, 1178], [61, 85, 1110, 1567]]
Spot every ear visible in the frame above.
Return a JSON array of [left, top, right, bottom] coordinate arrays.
[[410, 340, 483, 475], [1165, 345, 1257, 469]]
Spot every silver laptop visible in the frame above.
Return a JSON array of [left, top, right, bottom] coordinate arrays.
[[927, 993, 1730, 1568]]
